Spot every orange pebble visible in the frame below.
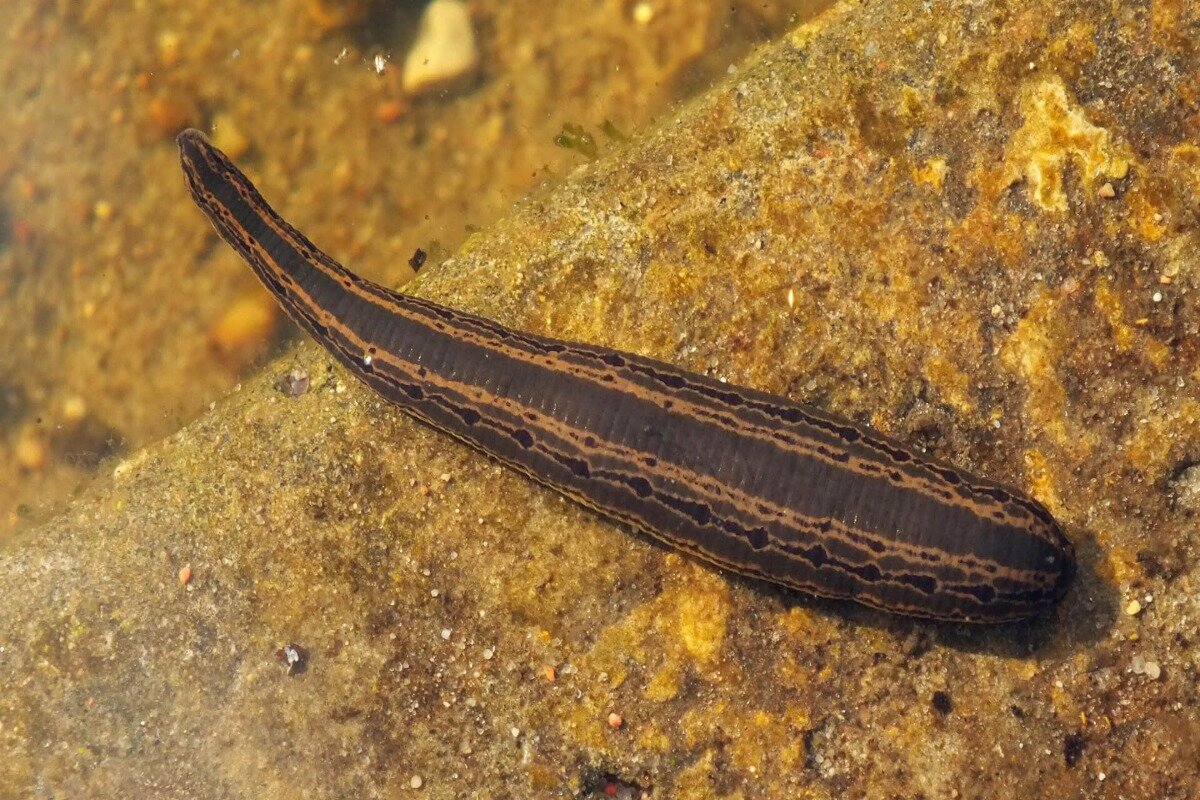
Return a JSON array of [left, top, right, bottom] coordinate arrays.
[[607, 712, 623, 729], [146, 96, 191, 138], [179, 564, 192, 586], [208, 293, 279, 367], [376, 100, 407, 123]]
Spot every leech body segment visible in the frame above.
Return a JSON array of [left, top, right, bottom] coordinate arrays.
[[177, 129, 1074, 622]]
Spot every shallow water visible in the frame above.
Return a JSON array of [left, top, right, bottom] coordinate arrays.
[[0, 0, 834, 539]]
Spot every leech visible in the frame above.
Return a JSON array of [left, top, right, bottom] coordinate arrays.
[[177, 129, 1074, 622]]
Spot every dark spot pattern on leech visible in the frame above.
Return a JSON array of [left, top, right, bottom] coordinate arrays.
[[455, 406, 482, 425]]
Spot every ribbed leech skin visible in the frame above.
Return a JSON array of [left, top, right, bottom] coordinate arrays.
[[177, 128, 1075, 623]]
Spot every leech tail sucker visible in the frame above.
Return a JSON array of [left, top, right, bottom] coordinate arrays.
[[177, 128, 1075, 623]]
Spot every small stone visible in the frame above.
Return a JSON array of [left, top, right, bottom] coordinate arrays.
[[482, 647, 494, 660], [440, 628, 451, 640], [61, 395, 87, 422], [1131, 654, 1145, 674], [1125, 599, 1142, 616], [375, 100, 407, 123], [178, 564, 192, 586], [607, 712, 623, 729], [211, 114, 250, 160], [208, 293, 279, 367], [274, 369, 311, 397], [1098, 182, 1116, 198], [409, 774, 423, 789], [15, 429, 47, 471], [409, 248, 427, 271], [275, 643, 309, 676], [402, 0, 479, 96], [146, 96, 191, 138], [158, 30, 182, 68], [1145, 662, 1161, 680]]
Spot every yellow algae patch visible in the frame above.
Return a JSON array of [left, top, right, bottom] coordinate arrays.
[[1093, 278, 1137, 351], [672, 750, 746, 800], [913, 158, 948, 192], [1007, 657, 1040, 682], [1093, 278, 1170, 366], [644, 663, 681, 703], [1023, 449, 1064, 519], [579, 559, 730, 713], [725, 707, 813, 778], [676, 567, 731, 665], [922, 353, 976, 415], [999, 289, 1070, 446], [1003, 79, 1134, 212], [1103, 546, 1142, 586], [681, 701, 728, 750], [1125, 398, 1200, 476], [1127, 190, 1169, 242], [636, 726, 672, 753], [1168, 142, 1200, 192]]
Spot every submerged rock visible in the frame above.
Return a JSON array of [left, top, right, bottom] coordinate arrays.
[[2, 0, 1198, 797]]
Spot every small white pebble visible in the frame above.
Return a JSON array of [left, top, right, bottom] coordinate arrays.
[[1145, 662, 1161, 680], [1098, 773, 1106, 781], [402, 0, 478, 94], [62, 395, 87, 422], [440, 628, 452, 640], [410, 774, 423, 789], [511, 727, 520, 738], [1131, 654, 1145, 674], [482, 647, 495, 660], [1152, 291, 1163, 303], [430, 589, 440, 597]]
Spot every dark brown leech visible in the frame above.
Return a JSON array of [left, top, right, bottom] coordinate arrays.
[[177, 129, 1075, 622]]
